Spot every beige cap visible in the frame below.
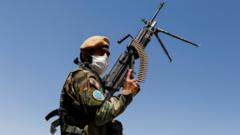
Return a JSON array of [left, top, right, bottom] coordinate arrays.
[[80, 35, 110, 50]]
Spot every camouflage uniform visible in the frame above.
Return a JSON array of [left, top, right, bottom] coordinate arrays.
[[59, 64, 133, 135]]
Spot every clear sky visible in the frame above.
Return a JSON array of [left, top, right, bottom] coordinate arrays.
[[0, 0, 239, 135]]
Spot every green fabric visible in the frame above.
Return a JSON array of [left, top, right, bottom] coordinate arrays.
[[64, 67, 133, 134]]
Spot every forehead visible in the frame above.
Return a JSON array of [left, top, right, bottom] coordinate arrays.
[[93, 46, 109, 52], [100, 47, 109, 51]]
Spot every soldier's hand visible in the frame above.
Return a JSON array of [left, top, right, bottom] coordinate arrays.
[[121, 69, 139, 96]]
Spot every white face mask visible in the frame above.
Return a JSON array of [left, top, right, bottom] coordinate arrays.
[[90, 55, 108, 75]]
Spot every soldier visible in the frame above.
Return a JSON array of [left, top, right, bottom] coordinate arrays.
[[59, 35, 139, 135]]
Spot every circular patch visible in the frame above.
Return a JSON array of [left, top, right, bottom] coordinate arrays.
[[93, 90, 105, 101]]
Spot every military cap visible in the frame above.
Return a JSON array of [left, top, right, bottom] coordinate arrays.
[[80, 35, 110, 50]]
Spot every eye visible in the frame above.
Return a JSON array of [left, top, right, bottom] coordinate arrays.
[[105, 51, 110, 56], [92, 49, 110, 56], [100, 50, 110, 56]]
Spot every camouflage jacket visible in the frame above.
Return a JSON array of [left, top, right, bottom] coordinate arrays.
[[59, 65, 133, 135]]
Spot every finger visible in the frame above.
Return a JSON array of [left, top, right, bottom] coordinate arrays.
[[126, 69, 132, 79], [130, 79, 136, 82]]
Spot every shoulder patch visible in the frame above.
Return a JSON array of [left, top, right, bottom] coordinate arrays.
[[92, 90, 105, 101]]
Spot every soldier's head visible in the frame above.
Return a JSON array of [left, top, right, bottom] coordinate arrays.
[[80, 35, 110, 75]]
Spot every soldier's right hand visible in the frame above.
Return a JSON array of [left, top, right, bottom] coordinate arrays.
[[121, 69, 139, 96]]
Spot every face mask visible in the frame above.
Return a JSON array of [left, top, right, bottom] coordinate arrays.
[[90, 55, 108, 75]]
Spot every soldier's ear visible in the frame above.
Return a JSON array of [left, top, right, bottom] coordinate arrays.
[[80, 51, 92, 63]]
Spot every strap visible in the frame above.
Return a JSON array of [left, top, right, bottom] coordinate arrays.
[[45, 109, 61, 135], [45, 109, 59, 121], [62, 124, 83, 135], [50, 119, 60, 135]]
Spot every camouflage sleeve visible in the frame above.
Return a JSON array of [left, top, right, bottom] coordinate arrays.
[[71, 69, 103, 106], [70, 69, 133, 126], [94, 94, 133, 126]]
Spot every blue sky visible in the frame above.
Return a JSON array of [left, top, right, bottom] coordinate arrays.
[[0, 0, 239, 135]]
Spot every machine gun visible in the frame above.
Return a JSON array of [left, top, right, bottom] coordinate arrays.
[[103, 2, 199, 95]]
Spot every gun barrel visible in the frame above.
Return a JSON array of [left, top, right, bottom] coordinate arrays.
[[150, 2, 165, 22]]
